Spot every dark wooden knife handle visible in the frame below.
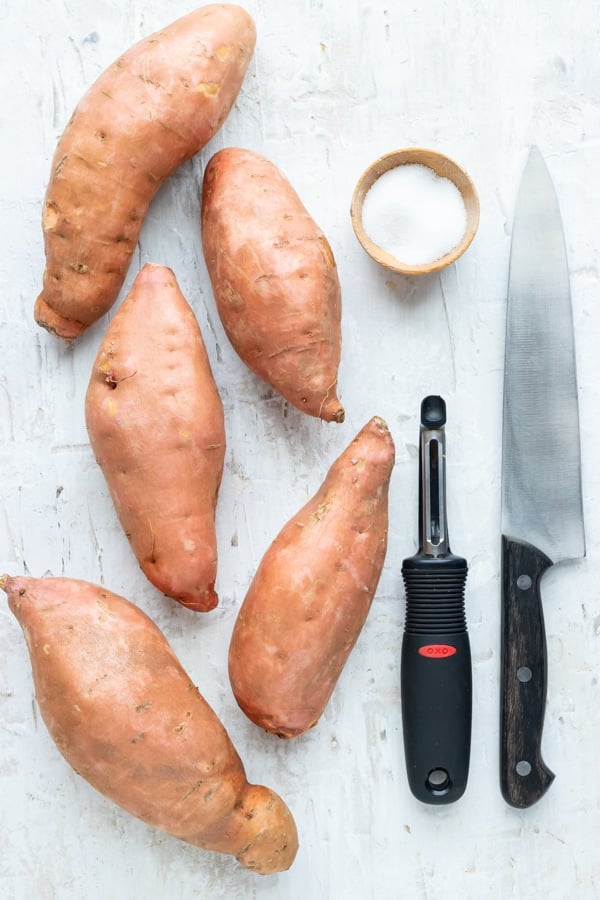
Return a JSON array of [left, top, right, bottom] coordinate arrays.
[[500, 534, 555, 807]]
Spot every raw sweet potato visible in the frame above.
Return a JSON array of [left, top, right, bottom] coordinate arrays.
[[228, 417, 395, 737], [85, 263, 224, 612], [201, 147, 344, 423], [1, 574, 298, 874], [35, 5, 256, 340]]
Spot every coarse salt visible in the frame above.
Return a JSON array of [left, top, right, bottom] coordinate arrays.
[[361, 163, 467, 267]]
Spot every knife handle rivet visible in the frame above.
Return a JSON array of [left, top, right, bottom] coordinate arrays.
[[516, 760, 532, 777], [516, 574, 532, 591], [517, 666, 533, 683]]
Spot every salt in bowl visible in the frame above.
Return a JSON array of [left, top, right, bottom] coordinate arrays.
[[350, 148, 480, 276]]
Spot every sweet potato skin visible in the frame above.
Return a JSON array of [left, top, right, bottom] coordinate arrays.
[[35, 5, 256, 340], [85, 263, 224, 612], [201, 147, 344, 423], [1, 574, 298, 874], [228, 417, 395, 737]]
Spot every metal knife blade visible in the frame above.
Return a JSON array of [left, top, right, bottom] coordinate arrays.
[[500, 146, 585, 808]]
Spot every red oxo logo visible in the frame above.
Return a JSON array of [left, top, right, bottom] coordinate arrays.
[[418, 644, 457, 659]]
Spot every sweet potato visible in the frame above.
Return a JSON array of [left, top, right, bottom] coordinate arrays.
[[228, 417, 395, 737], [1, 574, 298, 874], [85, 263, 224, 612], [201, 147, 344, 423], [35, 5, 256, 340]]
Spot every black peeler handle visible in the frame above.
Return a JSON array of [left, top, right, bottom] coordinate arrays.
[[400, 396, 472, 804], [401, 554, 471, 803]]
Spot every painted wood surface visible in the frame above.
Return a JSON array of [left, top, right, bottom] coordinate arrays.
[[1, 2, 599, 897]]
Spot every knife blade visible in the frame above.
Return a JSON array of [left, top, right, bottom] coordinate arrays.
[[500, 146, 585, 808]]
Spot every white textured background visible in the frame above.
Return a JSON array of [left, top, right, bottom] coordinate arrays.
[[1, 2, 599, 898]]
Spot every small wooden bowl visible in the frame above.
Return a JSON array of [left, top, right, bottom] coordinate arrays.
[[350, 148, 480, 275]]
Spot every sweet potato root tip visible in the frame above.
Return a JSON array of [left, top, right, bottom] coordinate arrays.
[[34, 293, 85, 341], [319, 390, 345, 423], [273, 721, 315, 740], [231, 784, 299, 875], [176, 587, 219, 614]]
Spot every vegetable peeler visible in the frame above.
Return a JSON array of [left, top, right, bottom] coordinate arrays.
[[401, 395, 472, 804]]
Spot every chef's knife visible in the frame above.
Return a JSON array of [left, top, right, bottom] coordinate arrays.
[[401, 395, 471, 804], [500, 146, 585, 808]]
